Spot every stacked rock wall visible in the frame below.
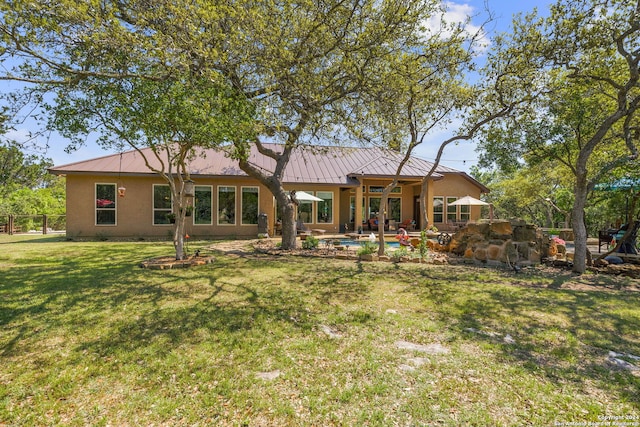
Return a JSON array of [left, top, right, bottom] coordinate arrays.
[[449, 220, 541, 266]]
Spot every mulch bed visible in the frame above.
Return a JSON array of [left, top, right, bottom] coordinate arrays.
[[139, 255, 215, 269]]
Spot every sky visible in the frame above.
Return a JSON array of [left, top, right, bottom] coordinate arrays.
[[1, 0, 553, 174]]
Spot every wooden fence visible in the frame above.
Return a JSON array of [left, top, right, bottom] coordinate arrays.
[[0, 215, 66, 235]]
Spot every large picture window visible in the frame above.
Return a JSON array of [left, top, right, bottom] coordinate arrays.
[[153, 184, 172, 225], [388, 197, 401, 222], [218, 186, 236, 225], [316, 191, 333, 223], [194, 186, 212, 225], [96, 183, 116, 225], [241, 187, 259, 225], [368, 197, 380, 218], [433, 197, 444, 223]]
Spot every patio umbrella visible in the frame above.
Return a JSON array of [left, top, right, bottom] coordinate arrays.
[[290, 191, 323, 202], [448, 195, 489, 206], [594, 177, 640, 191], [594, 177, 640, 219], [448, 195, 493, 221]]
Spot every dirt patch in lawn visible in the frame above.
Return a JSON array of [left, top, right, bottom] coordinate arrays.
[[139, 255, 215, 269]]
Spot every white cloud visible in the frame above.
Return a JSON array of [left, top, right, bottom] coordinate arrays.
[[421, 1, 490, 53], [1, 128, 32, 143]]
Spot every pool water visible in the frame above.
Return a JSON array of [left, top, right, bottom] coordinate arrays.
[[320, 238, 401, 248]]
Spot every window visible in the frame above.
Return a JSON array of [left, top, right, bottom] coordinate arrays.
[[460, 204, 470, 221], [348, 196, 366, 223], [241, 187, 259, 225], [349, 196, 355, 223], [447, 197, 458, 222], [218, 186, 236, 225], [153, 184, 172, 225], [388, 197, 401, 222], [433, 197, 444, 223], [316, 191, 333, 223], [368, 197, 380, 218], [96, 184, 116, 225], [368, 186, 401, 194], [194, 186, 212, 225], [297, 199, 313, 223]]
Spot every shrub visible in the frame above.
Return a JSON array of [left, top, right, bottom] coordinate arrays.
[[302, 235, 319, 250], [356, 240, 377, 256], [392, 246, 409, 260], [417, 229, 429, 260]]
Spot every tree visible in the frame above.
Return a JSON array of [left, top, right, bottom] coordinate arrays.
[[0, 141, 65, 223], [49, 73, 254, 259], [476, 0, 640, 273], [338, 4, 485, 254], [0, 141, 54, 196], [1, 1, 254, 258], [469, 163, 574, 227], [220, 0, 450, 249], [0, 0, 471, 250]]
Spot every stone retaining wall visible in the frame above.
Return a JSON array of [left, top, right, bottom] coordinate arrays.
[[447, 220, 542, 266]]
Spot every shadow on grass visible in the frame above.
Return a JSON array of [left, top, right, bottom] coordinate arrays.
[[1, 248, 371, 363], [407, 266, 640, 410]]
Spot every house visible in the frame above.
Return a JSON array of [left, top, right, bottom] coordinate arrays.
[[48, 144, 489, 238]]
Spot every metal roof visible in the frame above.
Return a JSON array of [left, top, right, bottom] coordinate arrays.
[[49, 143, 487, 190]]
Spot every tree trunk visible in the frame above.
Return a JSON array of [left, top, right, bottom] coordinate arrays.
[[419, 180, 429, 231], [237, 144, 298, 250], [545, 206, 553, 228], [174, 214, 185, 260], [279, 193, 298, 250], [377, 193, 390, 255], [572, 172, 589, 274]]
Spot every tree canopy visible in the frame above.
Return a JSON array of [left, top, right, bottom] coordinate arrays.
[[1, 0, 486, 249], [475, 0, 640, 273]]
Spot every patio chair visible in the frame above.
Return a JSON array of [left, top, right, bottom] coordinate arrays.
[[367, 217, 389, 231], [398, 219, 415, 231], [598, 228, 616, 253]]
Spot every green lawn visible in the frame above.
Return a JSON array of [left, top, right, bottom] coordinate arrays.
[[1, 235, 639, 426]]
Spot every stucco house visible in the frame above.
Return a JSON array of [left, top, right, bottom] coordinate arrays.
[[49, 144, 489, 238]]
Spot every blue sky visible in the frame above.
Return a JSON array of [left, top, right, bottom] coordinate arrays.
[[1, 0, 552, 173], [412, 0, 552, 173]]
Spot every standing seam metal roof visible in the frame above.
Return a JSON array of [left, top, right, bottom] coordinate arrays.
[[50, 143, 486, 190]]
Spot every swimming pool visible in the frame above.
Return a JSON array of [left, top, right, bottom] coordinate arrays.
[[320, 238, 401, 248]]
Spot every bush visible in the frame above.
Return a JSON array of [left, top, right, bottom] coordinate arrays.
[[302, 235, 319, 250], [392, 246, 409, 260], [417, 229, 429, 260], [356, 240, 378, 256]]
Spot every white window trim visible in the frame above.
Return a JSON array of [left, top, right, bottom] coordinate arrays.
[[240, 186, 260, 226], [217, 185, 236, 226], [152, 184, 173, 226], [433, 196, 445, 223], [95, 183, 117, 226], [193, 185, 213, 226], [316, 190, 334, 224], [388, 196, 402, 222], [297, 198, 314, 224], [446, 196, 459, 222]]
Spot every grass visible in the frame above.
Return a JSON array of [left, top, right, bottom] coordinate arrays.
[[1, 234, 639, 426]]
